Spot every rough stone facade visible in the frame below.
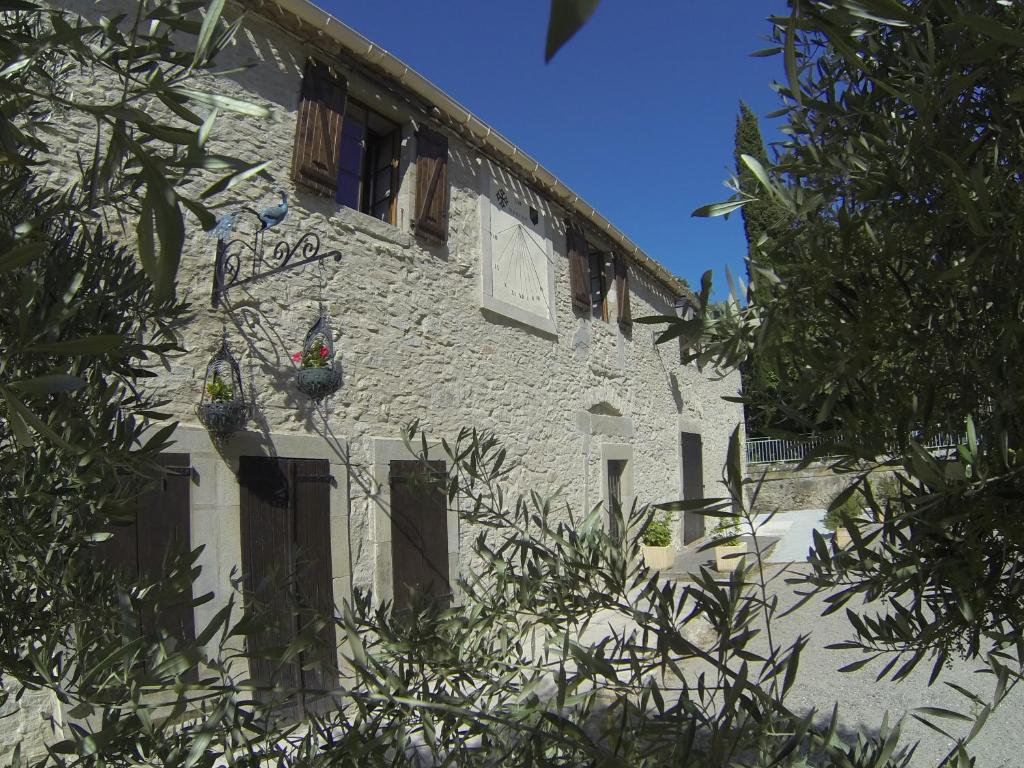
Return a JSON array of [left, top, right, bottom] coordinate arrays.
[[116, 1, 744, 571], [13, 0, 745, 752]]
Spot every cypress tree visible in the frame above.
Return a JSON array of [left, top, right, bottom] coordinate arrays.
[[733, 101, 777, 270]]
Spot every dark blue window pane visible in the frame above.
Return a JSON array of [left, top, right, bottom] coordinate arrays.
[[336, 119, 365, 207]]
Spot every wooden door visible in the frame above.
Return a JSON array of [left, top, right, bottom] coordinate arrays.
[[136, 454, 194, 645], [607, 459, 627, 541], [96, 453, 196, 679], [681, 433, 705, 544], [389, 460, 450, 611], [239, 456, 337, 719]]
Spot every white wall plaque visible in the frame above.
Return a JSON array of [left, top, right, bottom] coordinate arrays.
[[479, 167, 557, 334]]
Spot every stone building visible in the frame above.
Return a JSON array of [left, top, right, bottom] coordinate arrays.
[[89, 0, 745, 654], [4, 0, 744, 752]]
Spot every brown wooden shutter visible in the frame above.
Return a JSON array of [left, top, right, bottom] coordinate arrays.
[[566, 222, 591, 315], [414, 127, 450, 244], [614, 252, 632, 329], [291, 59, 348, 198], [291, 458, 337, 711], [136, 454, 195, 649], [98, 514, 139, 581], [389, 460, 450, 611], [239, 456, 301, 707], [98, 455, 196, 681]]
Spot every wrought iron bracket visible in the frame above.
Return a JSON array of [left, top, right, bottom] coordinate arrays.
[[211, 230, 342, 308]]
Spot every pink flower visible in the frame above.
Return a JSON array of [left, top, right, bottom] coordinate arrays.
[[292, 352, 302, 363], [319, 345, 328, 358]]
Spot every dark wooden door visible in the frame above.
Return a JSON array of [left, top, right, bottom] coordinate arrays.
[[607, 459, 627, 541], [96, 453, 196, 679], [389, 460, 450, 611], [136, 454, 195, 645], [681, 433, 705, 544], [239, 456, 337, 719]]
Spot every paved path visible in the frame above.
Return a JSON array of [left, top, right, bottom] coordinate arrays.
[[752, 508, 827, 563]]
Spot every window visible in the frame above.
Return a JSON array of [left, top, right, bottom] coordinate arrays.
[[336, 100, 400, 224], [588, 246, 609, 321]]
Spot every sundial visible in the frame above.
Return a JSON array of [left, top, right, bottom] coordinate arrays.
[[487, 184, 551, 316], [479, 168, 556, 334]]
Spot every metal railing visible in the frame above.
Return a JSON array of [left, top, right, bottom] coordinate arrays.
[[746, 433, 962, 465]]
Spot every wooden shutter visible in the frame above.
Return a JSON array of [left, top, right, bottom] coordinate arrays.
[[414, 127, 450, 244], [291, 59, 348, 198], [239, 456, 301, 707], [136, 454, 195, 648], [240, 455, 337, 718], [292, 458, 338, 711], [566, 222, 591, 315], [614, 253, 632, 329], [97, 455, 196, 680], [389, 460, 450, 611]]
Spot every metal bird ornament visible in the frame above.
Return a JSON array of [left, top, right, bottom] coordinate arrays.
[[256, 190, 289, 231], [208, 210, 242, 241]]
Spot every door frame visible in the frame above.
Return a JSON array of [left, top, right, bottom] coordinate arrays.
[[160, 426, 351, 677]]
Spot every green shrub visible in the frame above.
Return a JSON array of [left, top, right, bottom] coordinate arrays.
[[642, 515, 672, 547], [714, 515, 742, 545], [824, 486, 862, 531]]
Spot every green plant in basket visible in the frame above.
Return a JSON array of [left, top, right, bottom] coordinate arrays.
[[206, 373, 233, 404]]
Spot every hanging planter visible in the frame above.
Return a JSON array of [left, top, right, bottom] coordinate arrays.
[[293, 309, 342, 400], [197, 335, 248, 436]]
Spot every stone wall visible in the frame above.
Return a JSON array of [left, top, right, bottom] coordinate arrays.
[[747, 462, 898, 513], [112, 2, 744, 562]]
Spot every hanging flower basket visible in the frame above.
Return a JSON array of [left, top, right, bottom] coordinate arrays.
[[197, 401, 248, 434], [197, 335, 248, 437], [297, 366, 342, 399], [293, 309, 342, 400]]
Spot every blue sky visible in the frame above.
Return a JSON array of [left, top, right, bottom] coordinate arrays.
[[325, 1, 788, 298]]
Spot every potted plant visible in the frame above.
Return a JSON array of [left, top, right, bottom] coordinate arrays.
[[294, 311, 343, 400], [641, 514, 674, 570], [197, 372, 247, 434], [714, 515, 746, 572], [293, 342, 342, 398]]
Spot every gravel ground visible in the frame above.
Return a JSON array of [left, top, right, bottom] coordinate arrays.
[[730, 563, 1024, 767]]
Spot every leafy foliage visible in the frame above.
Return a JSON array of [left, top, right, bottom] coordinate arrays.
[[678, 2, 1024, 746], [205, 373, 233, 402], [544, 0, 602, 61], [641, 513, 671, 547], [733, 102, 805, 436], [2, 0, 1019, 765]]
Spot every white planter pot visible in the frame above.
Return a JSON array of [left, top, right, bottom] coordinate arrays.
[[642, 545, 675, 570], [715, 542, 747, 572]]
